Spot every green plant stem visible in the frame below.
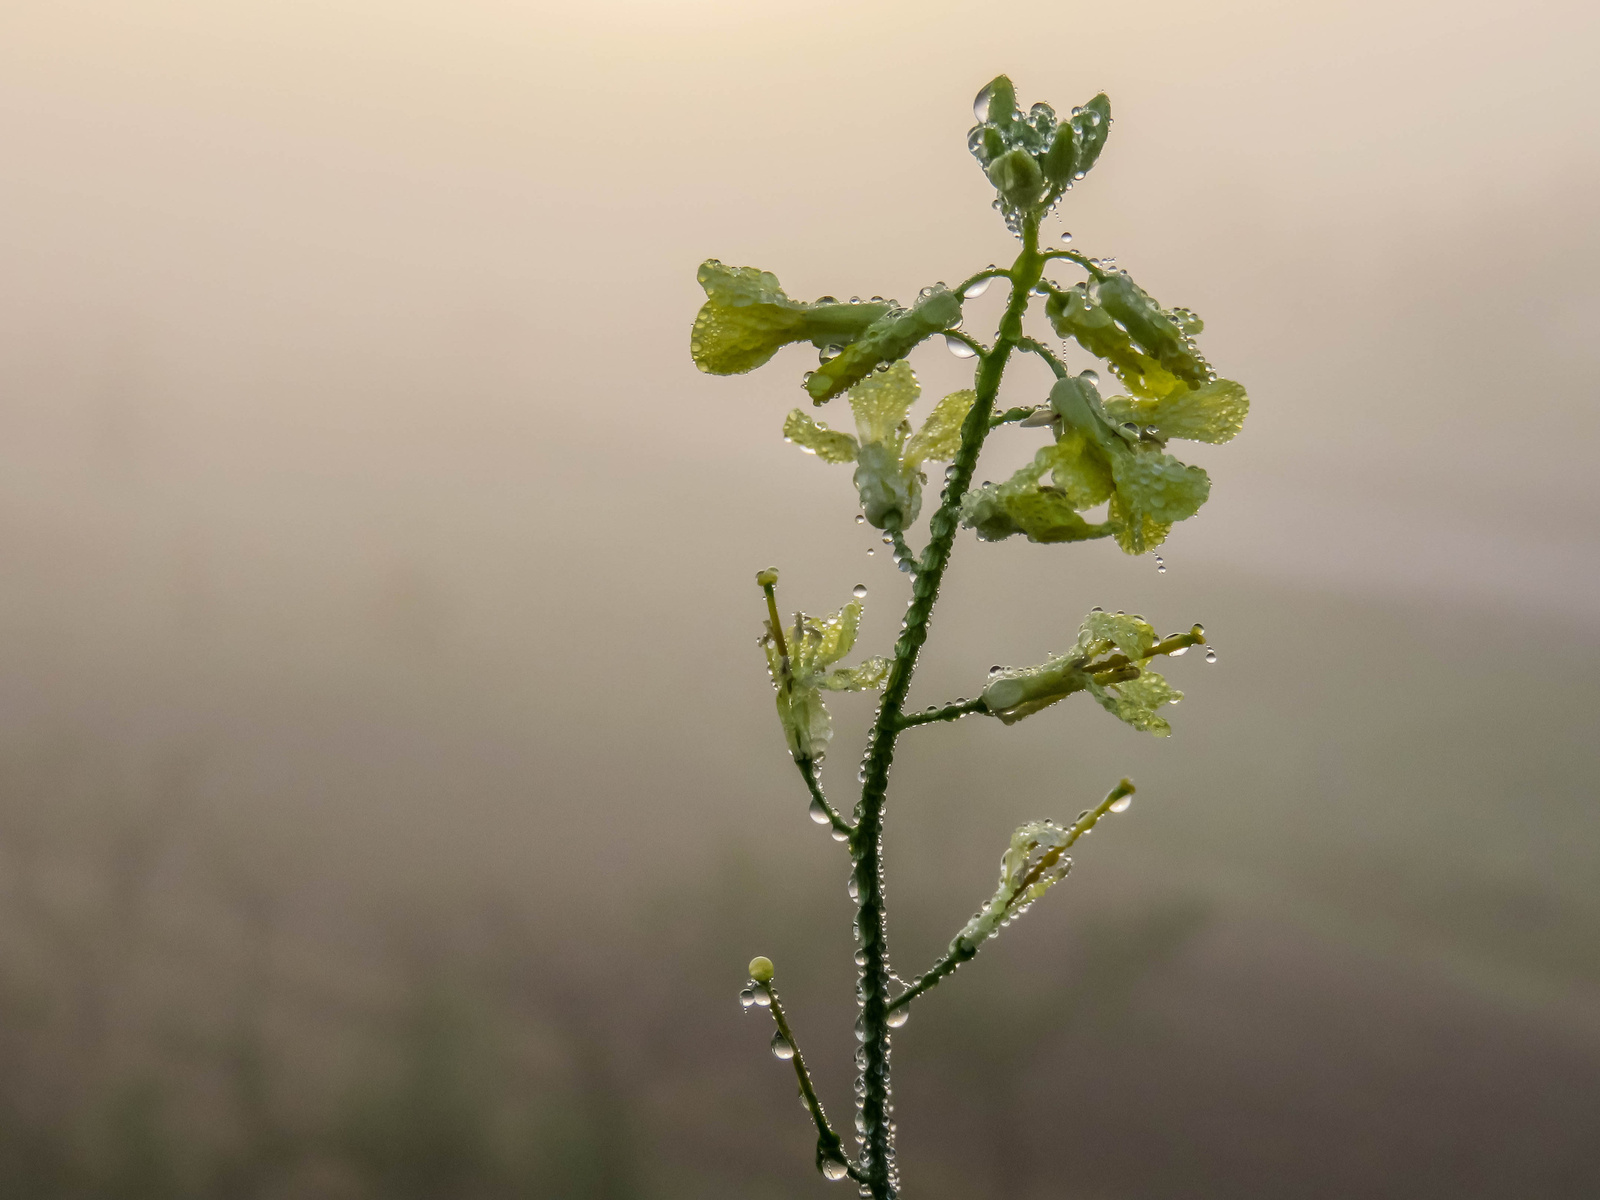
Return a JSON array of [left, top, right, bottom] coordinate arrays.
[[887, 778, 1135, 1015], [897, 698, 988, 729], [888, 528, 919, 573], [796, 756, 854, 837], [1016, 336, 1069, 378], [1039, 247, 1109, 279], [850, 216, 1045, 1200], [765, 982, 863, 1185], [954, 267, 1011, 297]]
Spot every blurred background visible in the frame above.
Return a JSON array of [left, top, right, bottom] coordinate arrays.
[[0, 1, 1596, 1197]]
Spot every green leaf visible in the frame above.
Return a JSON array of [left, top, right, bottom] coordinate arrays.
[[821, 656, 891, 691], [1087, 668, 1182, 736], [1108, 445, 1211, 524], [1043, 430, 1114, 508], [1102, 379, 1248, 445], [1107, 491, 1172, 555], [782, 409, 858, 463], [960, 447, 1112, 545], [690, 260, 890, 377], [847, 360, 919, 444], [804, 287, 964, 403], [1076, 610, 1158, 661], [904, 389, 976, 466]]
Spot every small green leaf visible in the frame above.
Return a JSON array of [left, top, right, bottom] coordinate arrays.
[[1087, 668, 1182, 737], [1102, 379, 1248, 445], [821, 656, 891, 692], [847, 359, 919, 444], [986, 148, 1045, 209], [783, 410, 858, 463], [952, 819, 1075, 952], [1043, 430, 1114, 508], [1076, 610, 1158, 661], [904, 389, 976, 466], [1045, 285, 1187, 399], [1108, 445, 1211, 524]]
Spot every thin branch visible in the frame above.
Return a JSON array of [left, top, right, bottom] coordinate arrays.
[[989, 405, 1038, 429], [764, 980, 862, 1184], [954, 267, 1011, 299], [941, 328, 989, 358], [1039, 247, 1110, 279], [796, 756, 854, 839], [1016, 336, 1069, 379], [898, 698, 988, 730]]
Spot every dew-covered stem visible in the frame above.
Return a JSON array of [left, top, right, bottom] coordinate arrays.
[[1016, 336, 1069, 379], [764, 979, 861, 1184], [797, 755, 855, 838], [849, 215, 1044, 1200], [897, 698, 989, 730]]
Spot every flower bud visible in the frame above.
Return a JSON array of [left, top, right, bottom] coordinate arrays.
[[985, 149, 1044, 209], [756, 568, 780, 588], [748, 956, 775, 983]]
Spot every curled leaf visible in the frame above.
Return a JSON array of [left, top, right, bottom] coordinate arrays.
[[952, 820, 1075, 953], [1102, 379, 1248, 445]]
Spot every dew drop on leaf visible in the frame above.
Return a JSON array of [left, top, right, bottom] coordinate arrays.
[[1081, 368, 1101, 385], [973, 82, 995, 122], [1110, 794, 1132, 813], [771, 1032, 795, 1060]]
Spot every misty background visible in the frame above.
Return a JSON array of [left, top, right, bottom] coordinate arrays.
[[0, 1, 1596, 1197]]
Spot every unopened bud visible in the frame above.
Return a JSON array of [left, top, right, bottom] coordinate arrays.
[[748, 955, 775, 983]]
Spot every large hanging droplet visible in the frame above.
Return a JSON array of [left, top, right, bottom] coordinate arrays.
[[973, 82, 995, 122], [1204, 647, 1217, 663], [886, 1007, 909, 1028], [852, 583, 868, 599], [739, 988, 756, 1008], [944, 334, 976, 359], [770, 1032, 795, 1060], [962, 277, 990, 298], [1109, 794, 1132, 813], [809, 798, 831, 825], [1154, 555, 1166, 574], [821, 1157, 850, 1182]]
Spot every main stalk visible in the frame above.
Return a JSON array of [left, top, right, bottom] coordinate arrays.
[[850, 218, 1044, 1198]]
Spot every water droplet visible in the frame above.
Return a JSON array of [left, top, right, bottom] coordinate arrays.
[[943, 465, 959, 483], [973, 82, 996, 122], [851, 584, 868, 599], [866, 547, 875, 556], [1110, 794, 1132, 813], [881, 533, 893, 545], [751, 984, 771, 1007], [857, 766, 867, 783], [1081, 368, 1100, 386], [1169, 644, 1189, 657], [944, 334, 976, 359], [832, 827, 850, 842], [817, 295, 838, 305], [1090, 605, 1103, 613], [809, 798, 831, 825], [855, 513, 866, 524], [822, 1157, 850, 1182], [855, 949, 868, 967], [740, 988, 756, 1008], [886, 1007, 909, 1028], [848, 877, 860, 900], [1154, 555, 1166, 574], [962, 277, 991, 299], [771, 1032, 795, 1060], [1204, 647, 1217, 663], [1059, 231, 1073, 244], [850, 296, 861, 304], [820, 344, 843, 362]]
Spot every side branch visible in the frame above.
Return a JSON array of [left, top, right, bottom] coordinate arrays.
[[898, 698, 988, 730], [765, 981, 861, 1184], [797, 756, 855, 838]]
